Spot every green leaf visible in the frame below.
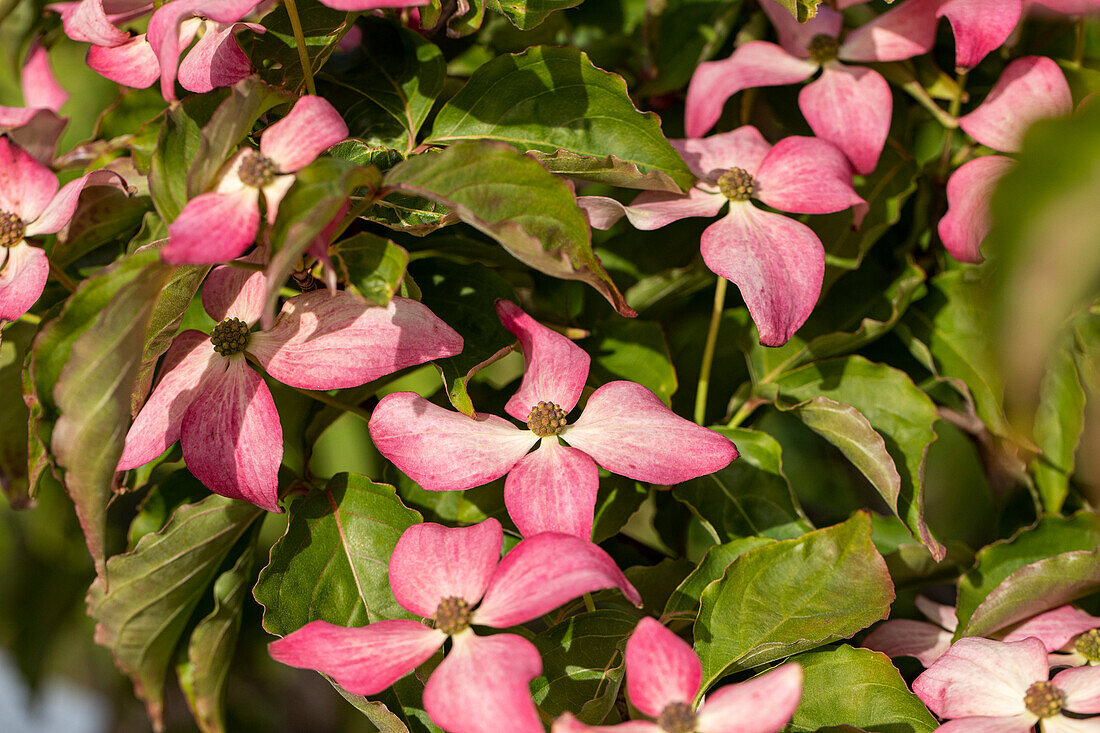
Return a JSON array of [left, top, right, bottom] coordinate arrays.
[[673, 427, 812, 544], [330, 232, 409, 306], [484, 0, 581, 29], [246, 0, 352, 91], [664, 537, 774, 619], [87, 495, 263, 728], [589, 319, 677, 405], [427, 47, 693, 192], [788, 645, 938, 733], [418, 0, 484, 37], [955, 512, 1100, 633], [640, 0, 743, 97], [530, 609, 637, 724], [384, 142, 634, 316], [591, 474, 648, 544], [773, 356, 944, 561], [0, 321, 33, 507], [50, 248, 172, 574], [693, 512, 893, 690], [767, 0, 822, 22], [186, 76, 294, 198], [321, 16, 444, 153], [264, 157, 380, 323], [254, 473, 423, 636], [1031, 326, 1086, 513], [149, 89, 229, 222], [177, 536, 258, 733]]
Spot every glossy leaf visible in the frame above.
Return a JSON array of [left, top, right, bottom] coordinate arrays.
[[330, 232, 409, 306], [693, 512, 893, 691], [427, 47, 693, 193], [589, 319, 677, 406], [149, 90, 229, 222], [484, 0, 581, 29], [664, 537, 775, 619]]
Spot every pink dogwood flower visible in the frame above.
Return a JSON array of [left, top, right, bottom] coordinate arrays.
[[579, 127, 863, 346], [0, 137, 125, 323], [913, 637, 1100, 731], [0, 42, 68, 132], [163, 95, 349, 265], [939, 56, 1072, 263], [368, 300, 738, 539], [269, 518, 642, 733], [553, 617, 802, 733], [117, 261, 463, 512]]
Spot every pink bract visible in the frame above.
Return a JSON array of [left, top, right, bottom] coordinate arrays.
[[368, 300, 738, 539], [553, 617, 802, 733], [579, 126, 862, 347], [117, 259, 462, 511], [269, 518, 641, 733], [163, 95, 349, 265]]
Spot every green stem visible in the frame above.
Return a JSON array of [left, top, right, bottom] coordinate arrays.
[[938, 72, 968, 179], [582, 593, 596, 613], [726, 399, 757, 429], [694, 277, 728, 425], [18, 311, 41, 325], [1074, 19, 1086, 66], [284, 0, 317, 96], [898, 78, 960, 131], [49, 262, 77, 293]]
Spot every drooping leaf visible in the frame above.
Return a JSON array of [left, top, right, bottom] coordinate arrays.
[[673, 427, 812, 544], [384, 142, 634, 316], [246, 0, 352, 92], [589, 319, 677, 405], [427, 47, 693, 192], [664, 537, 774, 619], [87, 495, 263, 729], [788, 645, 938, 733], [149, 89, 229, 222], [773, 356, 944, 560], [254, 473, 423, 636], [693, 512, 893, 690], [530, 609, 637, 724]]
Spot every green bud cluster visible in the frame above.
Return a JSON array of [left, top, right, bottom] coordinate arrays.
[[210, 317, 251, 356], [527, 401, 568, 437], [238, 151, 278, 188], [808, 34, 840, 64], [0, 211, 25, 248], [1075, 628, 1100, 662], [434, 596, 472, 635], [657, 701, 697, 733], [717, 167, 756, 202], [1024, 680, 1064, 718]]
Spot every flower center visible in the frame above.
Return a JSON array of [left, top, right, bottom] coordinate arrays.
[[717, 167, 756, 202], [0, 211, 25, 248], [434, 596, 472, 635], [1075, 628, 1100, 662], [238, 150, 278, 188], [527, 401, 567, 437], [657, 702, 697, 733], [210, 317, 250, 356], [1024, 680, 1065, 718], [807, 33, 839, 64]]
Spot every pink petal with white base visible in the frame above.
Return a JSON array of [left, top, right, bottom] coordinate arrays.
[[699, 204, 823, 347], [180, 357, 282, 512], [25, 169, 127, 236], [1056, 665, 1100, 713], [1003, 606, 1100, 651], [798, 64, 892, 176], [388, 520, 503, 618], [497, 299, 590, 419], [938, 155, 1015, 263], [759, 1, 842, 57], [673, 126, 774, 181], [624, 617, 701, 717], [0, 136, 58, 223], [684, 42, 817, 139], [118, 330, 218, 470], [22, 44, 68, 112], [938, 0, 1022, 69], [268, 619, 445, 696], [202, 255, 267, 324], [87, 36, 160, 89], [504, 439, 599, 539], [248, 292, 463, 390], [935, 716, 1036, 733], [260, 174, 296, 223], [0, 242, 49, 322], [917, 595, 959, 631], [913, 637, 1046, 718], [553, 714, 659, 733], [320, 0, 430, 8], [422, 631, 543, 733], [840, 0, 941, 63], [959, 55, 1073, 154], [473, 532, 641, 628], [755, 134, 864, 212], [178, 22, 259, 94], [368, 392, 537, 491], [564, 380, 738, 484], [261, 96, 349, 173], [163, 189, 260, 265], [862, 620, 954, 667], [579, 189, 725, 231], [65, 0, 131, 46], [0, 107, 37, 129], [696, 663, 803, 733]]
